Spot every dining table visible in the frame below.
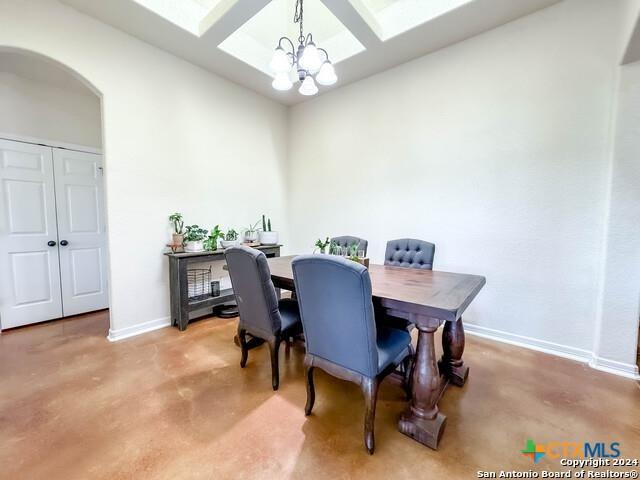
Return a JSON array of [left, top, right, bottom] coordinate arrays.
[[266, 255, 486, 450]]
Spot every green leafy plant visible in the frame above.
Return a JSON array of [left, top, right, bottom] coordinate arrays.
[[224, 229, 238, 241], [204, 225, 224, 250], [349, 242, 359, 257], [315, 237, 330, 253], [184, 225, 208, 242], [329, 240, 338, 255], [169, 212, 184, 235]]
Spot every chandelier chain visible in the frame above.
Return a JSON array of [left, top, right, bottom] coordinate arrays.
[[294, 0, 304, 43]]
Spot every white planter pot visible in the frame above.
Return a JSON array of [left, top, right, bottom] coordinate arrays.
[[220, 239, 240, 249], [259, 231, 279, 245], [244, 230, 259, 243], [184, 240, 204, 252]]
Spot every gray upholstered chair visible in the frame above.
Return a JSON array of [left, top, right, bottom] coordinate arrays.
[[330, 236, 368, 256], [291, 254, 412, 454], [225, 246, 301, 391], [384, 238, 435, 269]]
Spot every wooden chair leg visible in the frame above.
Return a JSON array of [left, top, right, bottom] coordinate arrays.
[[361, 377, 379, 455], [268, 338, 281, 391], [305, 366, 315, 416], [238, 328, 248, 368]]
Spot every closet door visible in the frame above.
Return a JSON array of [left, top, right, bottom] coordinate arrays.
[[0, 139, 63, 329], [53, 149, 109, 316]]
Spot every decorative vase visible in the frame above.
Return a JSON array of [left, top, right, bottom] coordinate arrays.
[[184, 240, 204, 252], [172, 233, 184, 246], [220, 239, 240, 248], [259, 231, 279, 245], [244, 230, 259, 243]]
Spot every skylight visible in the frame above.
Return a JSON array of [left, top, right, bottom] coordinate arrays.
[[218, 0, 365, 77], [132, 0, 225, 36], [353, 0, 474, 41]]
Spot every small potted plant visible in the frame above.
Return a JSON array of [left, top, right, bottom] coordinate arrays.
[[204, 225, 224, 251], [183, 225, 208, 252], [221, 228, 240, 248], [314, 237, 330, 254], [243, 219, 261, 243], [259, 214, 279, 245], [169, 212, 184, 246]]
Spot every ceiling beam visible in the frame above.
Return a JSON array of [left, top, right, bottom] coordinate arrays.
[[200, 0, 271, 43], [319, 0, 381, 49]]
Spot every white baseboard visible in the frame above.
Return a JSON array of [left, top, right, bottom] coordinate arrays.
[[464, 323, 640, 380], [107, 316, 171, 342], [589, 356, 640, 380]]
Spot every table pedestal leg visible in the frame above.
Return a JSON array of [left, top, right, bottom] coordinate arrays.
[[398, 325, 447, 450], [439, 317, 468, 387]]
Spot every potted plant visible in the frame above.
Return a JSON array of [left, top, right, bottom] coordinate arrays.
[[169, 212, 184, 246], [314, 237, 330, 254], [221, 228, 240, 248], [259, 214, 279, 245], [204, 225, 224, 251], [243, 219, 261, 243], [183, 225, 208, 252]]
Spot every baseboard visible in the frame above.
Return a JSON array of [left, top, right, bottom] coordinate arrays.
[[464, 322, 593, 364], [589, 356, 640, 380], [107, 316, 171, 342]]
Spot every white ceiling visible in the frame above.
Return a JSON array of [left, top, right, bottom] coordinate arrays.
[[61, 0, 562, 105]]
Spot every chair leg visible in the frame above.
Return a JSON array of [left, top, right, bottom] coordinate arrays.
[[305, 366, 315, 416], [238, 328, 248, 368], [268, 338, 281, 391], [361, 377, 379, 455]]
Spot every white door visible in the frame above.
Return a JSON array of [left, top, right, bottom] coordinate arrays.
[[0, 140, 63, 328], [53, 149, 108, 316]]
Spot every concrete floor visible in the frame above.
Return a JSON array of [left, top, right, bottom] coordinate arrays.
[[0, 310, 638, 480]]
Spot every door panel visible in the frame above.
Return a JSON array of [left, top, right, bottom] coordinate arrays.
[[0, 140, 63, 328], [53, 149, 108, 316]]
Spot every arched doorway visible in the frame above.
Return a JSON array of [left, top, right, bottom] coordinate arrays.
[[0, 47, 111, 335]]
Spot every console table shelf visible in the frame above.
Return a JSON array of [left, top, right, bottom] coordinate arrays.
[[165, 245, 281, 331]]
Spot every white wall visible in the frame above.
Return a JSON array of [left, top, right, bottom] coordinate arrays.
[[592, 61, 640, 373], [0, 71, 101, 147], [0, 0, 289, 339], [287, 0, 636, 368]]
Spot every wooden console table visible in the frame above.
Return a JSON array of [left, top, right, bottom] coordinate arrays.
[[165, 245, 281, 331]]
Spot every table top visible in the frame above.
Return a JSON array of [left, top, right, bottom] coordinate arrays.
[[267, 255, 486, 322]]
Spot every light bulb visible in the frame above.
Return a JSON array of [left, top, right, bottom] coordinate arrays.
[[300, 42, 322, 72], [299, 76, 318, 96], [272, 72, 293, 91], [269, 47, 291, 73], [316, 61, 337, 86]]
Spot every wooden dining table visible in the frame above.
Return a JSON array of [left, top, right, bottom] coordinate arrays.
[[267, 255, 486, 450]]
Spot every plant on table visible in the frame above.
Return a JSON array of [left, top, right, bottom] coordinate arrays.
[[169, 212, 184, 245], [183, 225, 208, 252], [259, 214, 279, 245], [315, 237, 330, 254], [221, 228, 240, 248], [204, 225, 224, 251], [243, 219, 261, 243]]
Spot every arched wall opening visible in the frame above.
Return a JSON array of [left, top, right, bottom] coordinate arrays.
[[0, 46, 112, 334]]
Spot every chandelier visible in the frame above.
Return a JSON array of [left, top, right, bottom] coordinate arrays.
[[269, 0, 337, 96]]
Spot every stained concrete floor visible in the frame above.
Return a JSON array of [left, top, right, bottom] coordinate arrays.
[[1, 310, 639, 480]]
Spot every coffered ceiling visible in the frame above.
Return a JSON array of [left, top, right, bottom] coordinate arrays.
[[61, 0, 562, 105]]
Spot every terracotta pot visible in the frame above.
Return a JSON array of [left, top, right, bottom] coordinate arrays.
[[172, 233, 184, 246]]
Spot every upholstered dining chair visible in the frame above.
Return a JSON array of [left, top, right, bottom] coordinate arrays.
[[224, 246, 301, 391], [291, 255, 412, 454], [330, 235, 368, 256], [380, 238, 436, 332]]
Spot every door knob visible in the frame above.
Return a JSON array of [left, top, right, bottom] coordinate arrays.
[[47, 240, 56, 247], [60, 240, 69, 246]]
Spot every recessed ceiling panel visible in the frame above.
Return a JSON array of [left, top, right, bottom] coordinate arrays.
[[355, 0, 474, 41], [131, 0, 225, 35], [218, 0, 365, 76]]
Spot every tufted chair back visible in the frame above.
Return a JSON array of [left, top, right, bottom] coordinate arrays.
[[330, 236, 368, 256], [384, 238, 435, 270], [225, 246, 281, 340], [292, 255, 378, 378]]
